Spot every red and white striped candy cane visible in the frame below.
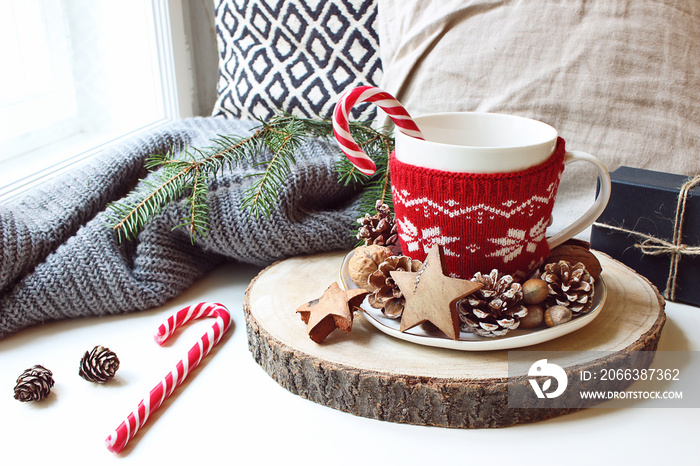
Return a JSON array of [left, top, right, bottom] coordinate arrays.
[[333, 85, 423, 176], [105, 302, 232, 454]]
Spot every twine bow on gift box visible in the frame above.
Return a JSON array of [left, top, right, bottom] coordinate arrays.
[[593, 175, 700, 302]]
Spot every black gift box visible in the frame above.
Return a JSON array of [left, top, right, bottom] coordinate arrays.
[[590, 166, 700, 306]]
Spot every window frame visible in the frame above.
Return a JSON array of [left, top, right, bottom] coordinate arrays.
[[0, 0, 197, 203]]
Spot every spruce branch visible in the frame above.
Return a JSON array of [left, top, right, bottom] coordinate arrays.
[[107, 151, 193, 242], [240, 116, 306, 219], [173, 167, 210, 239], [106, 114, 394, 242]]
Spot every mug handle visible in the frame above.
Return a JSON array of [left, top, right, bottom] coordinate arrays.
[[547, 150, 611, 249]]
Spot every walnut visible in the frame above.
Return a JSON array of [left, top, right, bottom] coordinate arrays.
[[545, 242, 602, 281], [348, 245, 393, 291]]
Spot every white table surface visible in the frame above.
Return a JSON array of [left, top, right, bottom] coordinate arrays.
[[1, 260, 698, 465]]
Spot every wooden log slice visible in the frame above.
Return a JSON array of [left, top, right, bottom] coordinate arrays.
[[243, 250, 665, 428]]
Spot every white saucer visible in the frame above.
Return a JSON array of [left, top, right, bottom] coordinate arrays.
[[339, 250, 606, 351]]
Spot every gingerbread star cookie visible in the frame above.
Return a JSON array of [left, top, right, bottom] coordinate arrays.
[[296, 282, 368, 343]]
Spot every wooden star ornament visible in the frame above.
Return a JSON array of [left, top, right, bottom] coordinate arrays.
[[391, 244, 483, 340], [296, 282, 368, 343]]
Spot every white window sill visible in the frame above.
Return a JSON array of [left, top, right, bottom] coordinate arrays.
[[0, 118, 172, 203], [0, 0, 220, 204]]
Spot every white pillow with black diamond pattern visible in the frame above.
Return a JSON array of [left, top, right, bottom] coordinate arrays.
[[212, 0, 382, 122]]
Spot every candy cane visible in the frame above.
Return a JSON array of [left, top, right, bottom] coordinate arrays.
[[105, 302, 232, 454], [333, 85, 424, 176]]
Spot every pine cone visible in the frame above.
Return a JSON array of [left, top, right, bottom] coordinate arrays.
[[367, 255, 422, 318], [356, 200, 398, 247], [14, 365, 54, 402], [457, 270, 528, 337], [540, 260, 595, 314], [79, 345, 120, 383]]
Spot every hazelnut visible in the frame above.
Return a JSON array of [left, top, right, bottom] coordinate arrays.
[[348, 245, 392, 291], [519, 304, 544, 329], [522, 278, 549, 304], [544, 305, 573, 327]]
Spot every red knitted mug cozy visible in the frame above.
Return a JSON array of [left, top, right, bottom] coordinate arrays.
[[390, 138, 567, 280]]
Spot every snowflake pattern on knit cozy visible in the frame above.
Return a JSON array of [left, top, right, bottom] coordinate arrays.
[[389, 138, 567, 279], [397, 218, 463, 257], [392, 179, 560, 279], [486, 216, 550, 263], [393, 182, 557, 253]]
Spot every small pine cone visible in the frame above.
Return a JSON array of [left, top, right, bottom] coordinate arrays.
[[79, 345, 120, 383], [540, 260, 595, 314], [356, 200, 398, 247], [457, 270, 528, 337], [14, 365, 54, 402], [367, 255, 423, 318]]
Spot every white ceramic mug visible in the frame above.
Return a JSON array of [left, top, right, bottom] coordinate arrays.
[[390, 112, 611, 278], [394, 112, 611, 250]]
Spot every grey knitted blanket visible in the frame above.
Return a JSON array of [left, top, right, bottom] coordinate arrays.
[[0, 117, 361, 339]]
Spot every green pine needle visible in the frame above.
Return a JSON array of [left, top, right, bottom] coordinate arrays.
[[107, 113, 394, 242]]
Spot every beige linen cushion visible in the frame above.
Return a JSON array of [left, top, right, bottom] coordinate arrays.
[[377, 0, 699, 237]]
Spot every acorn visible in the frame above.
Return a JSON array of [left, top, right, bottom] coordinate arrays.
[[544, 305, 573, 327]]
